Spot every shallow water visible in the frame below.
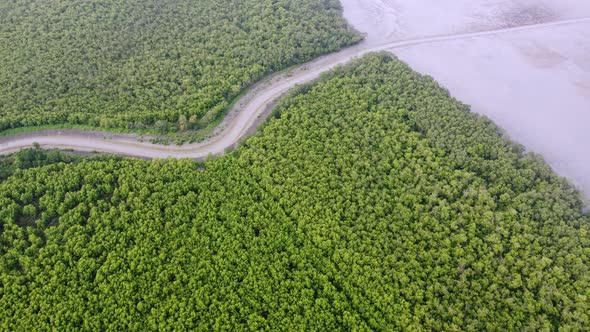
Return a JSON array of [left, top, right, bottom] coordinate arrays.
[[341, 0, 590, 197]]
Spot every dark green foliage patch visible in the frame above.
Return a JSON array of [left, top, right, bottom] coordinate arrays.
[[0, 0, 359, 133]]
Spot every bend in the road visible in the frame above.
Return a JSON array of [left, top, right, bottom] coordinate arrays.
[[1, 17, 589, 159]]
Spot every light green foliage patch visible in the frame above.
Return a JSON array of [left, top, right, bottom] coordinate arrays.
[[0, 54, 588, 330]]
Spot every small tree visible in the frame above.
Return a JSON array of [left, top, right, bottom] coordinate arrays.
[[178, 115, 188, 132]]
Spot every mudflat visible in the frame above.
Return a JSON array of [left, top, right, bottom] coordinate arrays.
[[341, 0, 590, 196]]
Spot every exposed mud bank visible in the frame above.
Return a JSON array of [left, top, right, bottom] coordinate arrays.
[[340, 0, 590, 197]]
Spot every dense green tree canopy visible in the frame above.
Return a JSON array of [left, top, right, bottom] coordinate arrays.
[[0, 0, 359, 133], [1, 54, 589, 330]]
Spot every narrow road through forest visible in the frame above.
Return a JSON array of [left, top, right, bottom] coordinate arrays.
[[1, 17, 588, 159]]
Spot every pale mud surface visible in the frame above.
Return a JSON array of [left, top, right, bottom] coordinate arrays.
[[341, 0, 590, 43], [341, 0, 590, 197]]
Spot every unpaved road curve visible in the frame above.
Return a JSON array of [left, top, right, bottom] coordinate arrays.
[[1, 18, 589, 159]]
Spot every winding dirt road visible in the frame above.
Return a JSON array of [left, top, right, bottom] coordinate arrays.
[[1, 18, 588, 159]]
